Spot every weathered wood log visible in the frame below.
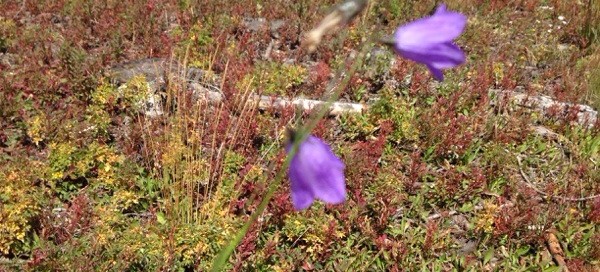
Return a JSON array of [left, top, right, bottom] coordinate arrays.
[[106, 58, 598, 126], [489, 89, 598, 128]]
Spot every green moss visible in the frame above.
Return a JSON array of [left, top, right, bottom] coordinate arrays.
[[281, 212, 340, 258], [369, 88, 420, 143], [246, 61, 307, 95], [339, 113, 377, 140]]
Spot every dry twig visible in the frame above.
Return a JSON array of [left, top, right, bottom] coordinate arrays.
[[515, 155, 600, 202], [544, 230, 569, 271], [304, 0, 368, 53]]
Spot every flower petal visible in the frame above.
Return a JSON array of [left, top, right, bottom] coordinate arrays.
[[312, 168, 346, 204], [399, 42, 465, 68], [308, 139, 346, 203], [287, 135, 347, 209], [434, 3, 448, 14], [289, 157, 315, 210], [394, 4, 466, 49], [426, 64, 445, 81]]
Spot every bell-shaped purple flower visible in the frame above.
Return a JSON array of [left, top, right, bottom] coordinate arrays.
[[287, 135, 346, 210], [393, 4, 467, 81]]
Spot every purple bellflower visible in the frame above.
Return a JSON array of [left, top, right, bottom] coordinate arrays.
[[393, 4, 467, 81], [287, 134, 346, 210]]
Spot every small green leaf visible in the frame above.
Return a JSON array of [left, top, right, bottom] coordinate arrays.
[[483, 247, 494, 264], [157, 212, 166, 225], [541, 265, 561, 272], [516, 245, 530, 256]]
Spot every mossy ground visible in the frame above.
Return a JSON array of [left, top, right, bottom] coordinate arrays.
[[1, 0, 599, 271]]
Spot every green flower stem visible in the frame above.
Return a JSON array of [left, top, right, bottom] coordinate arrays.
[[211, 141, 299, 271], [211, 42, 370, 271]]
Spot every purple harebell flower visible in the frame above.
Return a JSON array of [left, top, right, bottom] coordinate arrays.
[[287, 134, 346, 210], [393, 4, 467, 81]]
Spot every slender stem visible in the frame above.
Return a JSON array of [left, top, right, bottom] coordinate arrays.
[[300, 44, 371, 138], [210, 142, 299, 271], [211, 33, 372, 272]]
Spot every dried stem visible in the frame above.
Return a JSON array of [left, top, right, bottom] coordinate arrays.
[[304, 0, 368, 53], [516, 155, 600, 202]]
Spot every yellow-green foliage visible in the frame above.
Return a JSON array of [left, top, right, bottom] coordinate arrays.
[[25, 112, 47, 146], [156, 121, 247, 224], [195, 150, 246, 217], [46, 141, 125, 192], [244, 61, 307, 95], [369, 88, 420, 143], [158, 174, 242, 270], [281, 213, 344, 257], [475, 200, 498, 234], [120, 75, 152, 111], [174, 22, 214, 62], [223, 150, 245, 175], [159, 134, 187, 170], [42, 198, 195, 269], [176, 215, 241, 269], [493, 62, 505, 86], [156, 132, 193, 222], [111, 190, 140, 212], [339, 113, 377, 140], [181, 158, 211, 186], [98, 211, 239, 270], [92, 144, 126, 186], [47, 142, 77, 181], [86, 78, 149, 133], [29, 178, 241, 270], [242, 164, 266, 185], [0, 163, 43, 255], [366, 166, 404, 202], [86, 83, 116, 133], [0, 17, 17, 50]]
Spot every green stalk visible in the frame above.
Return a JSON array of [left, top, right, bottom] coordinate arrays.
[[210, 140, 299, 271], [211, 40, 371, 272]]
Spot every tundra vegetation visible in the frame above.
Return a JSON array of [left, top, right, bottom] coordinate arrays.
[[0, 0, 599, 271]]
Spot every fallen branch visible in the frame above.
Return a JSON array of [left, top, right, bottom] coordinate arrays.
[[188, 83, 365, 115], [544, 230, 568, 271], [197, 87, 598, 120], [251, 94, 364, 116], [109, 59, 599, 123], [490, 89, 598, 128]]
